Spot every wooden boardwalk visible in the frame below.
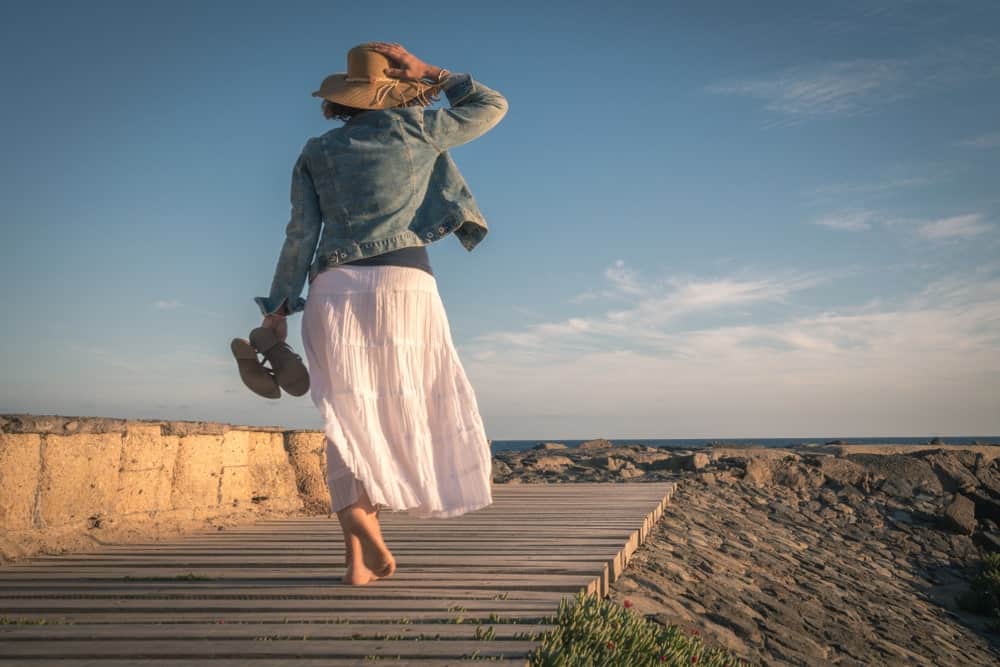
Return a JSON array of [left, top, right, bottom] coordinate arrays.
[[0, 481, 675, 665]]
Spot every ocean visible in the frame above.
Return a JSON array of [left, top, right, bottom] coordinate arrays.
[[488, 436, 1000, 453]]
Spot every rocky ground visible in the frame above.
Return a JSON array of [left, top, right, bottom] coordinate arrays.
[[492, 439, 1000, 666]]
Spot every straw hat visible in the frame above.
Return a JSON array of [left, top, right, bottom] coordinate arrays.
[[311, 42, 443, 110]]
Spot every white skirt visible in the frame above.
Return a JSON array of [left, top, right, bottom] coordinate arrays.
[[300, 265, 494, 519]]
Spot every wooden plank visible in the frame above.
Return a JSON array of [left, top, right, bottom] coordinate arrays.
[[0, 481, 675, 665], [0, 661, 531, 667], [5, 554, 607, 563], [0, 571, 593, 584], [0, 588, 563, 602], [0, 621, 553, 640], [0, 638, 541, 658], [0, 610, 556, 624]]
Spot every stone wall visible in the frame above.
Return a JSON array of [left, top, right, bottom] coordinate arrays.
[[0, 414, 334, 563]]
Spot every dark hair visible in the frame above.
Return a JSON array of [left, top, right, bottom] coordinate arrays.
[[321, 88, 442, 123]]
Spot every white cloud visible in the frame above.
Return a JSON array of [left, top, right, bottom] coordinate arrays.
[[708, 39, 1000, 123], [811, 211, 876, 231], [809, 210, 994, 241], [707, 59, 905, 119], [463, 265, 1000, 438], [811, 175, 940, 196], [604, 259, 644, 295], [474, 264, 828, 356], [961, 132, 1000, 149], [916, 213, 993, 240], [572, 259, 646, 303], [154, 299, 182, 310]]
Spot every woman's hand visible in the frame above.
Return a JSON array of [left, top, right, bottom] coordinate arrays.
[[370, 42, 438, 82], [261, 313, 288, 343]]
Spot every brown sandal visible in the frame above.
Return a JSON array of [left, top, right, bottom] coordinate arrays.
[[230, 338, 281, 399], [249, 326, 310, 397]]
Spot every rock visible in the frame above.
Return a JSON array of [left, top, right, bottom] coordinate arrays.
[[857, 504, 882, 523], [817, 487, 838, 505], [929, 437, 944, 445], [969, 491, 1000, 524], [833, 503, 855, 515], [920, 450, 979, 494], [639, 454, 680, 471], [807, 456, 867, 489], [682, 452, 710, 471], [533, 442, 568, 450], [891, 510, 913, 524], [743, 458, 773, 487], [950, 450, 981, 469], [593, 455, 626, 472], [974, 455, 1000, 496], [699, 472, 717, 485], [162, 420, 226, 436], [491, 459, 512, 478], [837, 484, 866, 507], [577, 438, 614, 450], [973, 531, 1000, 554], [619, 463, 645, 479], [773, 463, 823, 493], [941, 494, 977, 535], [714, 470, 739, 485], [523, 455, 573, 473], [845, 454, 943, 498], [825, 439, 847, 445]]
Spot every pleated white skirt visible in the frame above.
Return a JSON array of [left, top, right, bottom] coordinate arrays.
[[300, 265, 494, 519]]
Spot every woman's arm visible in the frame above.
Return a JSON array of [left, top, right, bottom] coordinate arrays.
[[370, 42, 508, 151], [253, 146, 322, 319], [421, 72, 508, 151]]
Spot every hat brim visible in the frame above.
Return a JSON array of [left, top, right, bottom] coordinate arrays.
[[311, 74, 442, 110]]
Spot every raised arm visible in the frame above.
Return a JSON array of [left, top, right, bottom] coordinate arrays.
[[253, 144, 322, 318], [421, 71, 508, 151], [370, 42, 508, 151]]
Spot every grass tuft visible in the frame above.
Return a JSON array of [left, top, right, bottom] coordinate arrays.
[[0, 616, 49, 625], [957, 552, 1000, 632], [527, 590, 752, 666]]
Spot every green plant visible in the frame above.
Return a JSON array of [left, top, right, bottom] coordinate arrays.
[[957, 552, 1000, 632], [0, 616, 49, 625], [527, 590, 752, 666]]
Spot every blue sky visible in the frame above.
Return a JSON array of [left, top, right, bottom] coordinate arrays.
[[3, 1, 999, 439]]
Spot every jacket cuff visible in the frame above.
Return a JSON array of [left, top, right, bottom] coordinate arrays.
[[441, 73, 474, 105], [254, 296, 305, 317]]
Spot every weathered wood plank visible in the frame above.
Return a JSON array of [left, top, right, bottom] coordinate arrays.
[[0, 610, 555, 624], [0, 660, 531, 667], [0, 638, 541, 658], [0, 621, 553, 639], [0, 481, 675, 665]]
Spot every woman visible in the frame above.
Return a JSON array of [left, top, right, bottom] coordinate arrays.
[[253, 42, 508, 586]]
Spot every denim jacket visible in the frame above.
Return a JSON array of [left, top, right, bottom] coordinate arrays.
[[254, 72, 508, 317]]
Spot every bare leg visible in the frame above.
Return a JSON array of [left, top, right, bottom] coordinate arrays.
[[337, 487, 396, 585]]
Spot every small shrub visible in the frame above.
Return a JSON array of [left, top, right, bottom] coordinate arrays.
[[957, 552, 1000, 632], [528, 590, 752, 666]]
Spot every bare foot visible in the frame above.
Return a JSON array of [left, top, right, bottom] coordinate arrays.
[[342, 531, 376, 585], [338, 508, 395, 585], [363, 507, 396, 578]]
